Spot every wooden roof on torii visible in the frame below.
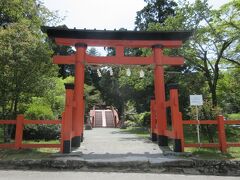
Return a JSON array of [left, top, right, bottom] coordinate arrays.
[[42, 26, 193, 65]]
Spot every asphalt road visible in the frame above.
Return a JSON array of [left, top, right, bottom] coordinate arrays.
[[0, 171, 238, 180]]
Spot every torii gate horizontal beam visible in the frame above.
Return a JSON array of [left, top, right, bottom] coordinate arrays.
[[53, 54, 184, 65], [55, 38, 183, 48]]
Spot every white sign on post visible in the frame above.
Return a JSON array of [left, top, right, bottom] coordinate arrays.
[[190, 95, 203, 106], [190, 94, 203, 145]]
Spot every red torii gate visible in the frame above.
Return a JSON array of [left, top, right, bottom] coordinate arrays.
[[43, 27, 192, 153]]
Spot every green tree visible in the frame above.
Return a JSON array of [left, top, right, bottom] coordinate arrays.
[[148, 0, 240, 107], [135, 0, 178, 30], [0, 0, 59, 27], [217, 68, 240, 113], [0, 0, 60, 141], [84, 84, 102, 115], [119, 67, 154, 113], [0, 24, 56, 119], [97, 67, 124, 115]]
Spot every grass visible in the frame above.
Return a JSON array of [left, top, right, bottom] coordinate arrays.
[[121, 127, 150, 138], [184, 147, 240, 160], [0, 139, 60, 160], [0, 148, 59, 160], [22, 139, 60, 144]]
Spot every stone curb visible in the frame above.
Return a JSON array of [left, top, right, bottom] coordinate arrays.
[[0, 159, 240, 176]]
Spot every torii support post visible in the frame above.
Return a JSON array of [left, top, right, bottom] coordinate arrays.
[[153, 45, 168, 146], [168, 84, 184, 152], [62, 83, 74, 153], [150, 97, 157, 141], [71, 43, 86, 147]]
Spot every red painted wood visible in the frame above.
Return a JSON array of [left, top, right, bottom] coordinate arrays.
[[153, 47, 167, 136], [72, 46, 85, 138], [150, 100, 156, 134], [55, 38, 183, 48], [116, 46, 124, 57], [168, 88, 184, 151], [23, 120, 61, 125], [224, 120, 240, 125], [15, 115, 24, 149], [182, 120, 218, 125], [0, 120, 16, 124], [63, 89, 74, 142], [0, 144, 15, 148], [217, 115, 227, 153], [164, 130, 176, 138], [184, 143, 220, 148], [53, 54, 184, 66], [60, 112, 65, 153], [153, 128, 158, 134], [227, 143, 240, 147]]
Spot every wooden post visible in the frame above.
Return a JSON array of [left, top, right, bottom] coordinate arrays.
[[153, 45, 168, 146], [217, 115, 227, 153], [60, 111, 65, 153], [168, 84, 184, 152], [178, 112, 184, 152], [81, 96, 85, 142], [15, 114, 24, 149], [150, 97, 157, 141], [62, 84, 74, 153], [72, 43, 86, 147]]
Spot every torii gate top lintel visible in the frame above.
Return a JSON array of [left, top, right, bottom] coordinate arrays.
[[43, 26, 192, 66], [43, 26, 192, 47]]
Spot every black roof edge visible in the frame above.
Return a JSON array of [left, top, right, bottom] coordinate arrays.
[[41, 26, 193, 42]]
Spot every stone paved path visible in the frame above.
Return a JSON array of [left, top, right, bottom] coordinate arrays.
[[55, 128, 186, 163], [72, 128, 163, 160]]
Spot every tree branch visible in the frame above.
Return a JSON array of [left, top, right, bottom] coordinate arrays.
[[222, 56, 240, 66]]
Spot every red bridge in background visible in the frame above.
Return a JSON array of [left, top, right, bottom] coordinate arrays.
[[89, 106, 120, 128]]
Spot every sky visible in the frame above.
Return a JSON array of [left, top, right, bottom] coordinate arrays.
[[42, 0, 230, 30]]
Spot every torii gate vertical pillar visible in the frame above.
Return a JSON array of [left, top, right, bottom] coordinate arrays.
[[153, 45, 168, 146], [71, 43, 87, 147]]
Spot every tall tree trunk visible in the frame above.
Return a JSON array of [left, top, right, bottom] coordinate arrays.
[[210, 85, 218, 107]]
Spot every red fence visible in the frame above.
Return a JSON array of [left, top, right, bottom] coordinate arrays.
[[0, 115, 62, 150], [183, 116, 240, 153], [150, 86, 240, 153]]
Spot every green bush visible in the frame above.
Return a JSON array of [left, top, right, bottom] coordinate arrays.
[[226, 113, 240, 120], [138, 112, 151, 127], [125, 112, 150, 128], [23, 124, 60, 140], [24, 101, 59, 140], [124, 120, 138, 127], [25, 103, 54, 120]]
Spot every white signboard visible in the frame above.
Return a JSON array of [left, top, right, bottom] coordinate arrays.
[[190, 95, 203, 106]]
